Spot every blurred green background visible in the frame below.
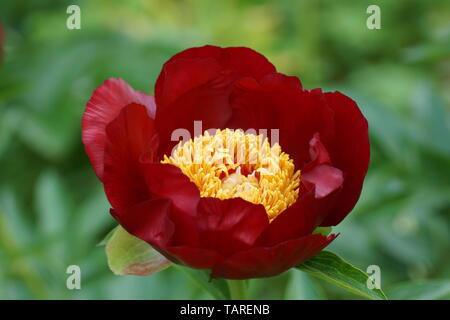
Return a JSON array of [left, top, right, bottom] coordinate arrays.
[[1, 0, 449, 300]]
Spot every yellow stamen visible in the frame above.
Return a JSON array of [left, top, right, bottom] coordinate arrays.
[[161, 129, 300, 221]]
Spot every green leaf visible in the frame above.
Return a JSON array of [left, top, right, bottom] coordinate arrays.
[[35, 170, 70, 236], [105, 226, 172, 276], [285, 270, 325, 300], [172, 265, 230, 300], [312, 226, 332, 236], [387, 280, 450, 300], [296, 251, 387, 300], [75, 185, 111, 245]]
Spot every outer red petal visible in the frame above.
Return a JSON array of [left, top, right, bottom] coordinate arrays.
[[260, 133, 343, 245], [82, 78, 156, 180], [155, 45, 276, 107], [111, 199, 218, 270], [211, 234, 337, 279], [320, 92, 370, 226], [228, 79, 369, 227], [154, 45, 277, 157], [103, 103, 158, 210], [163, 246, 224, 270]]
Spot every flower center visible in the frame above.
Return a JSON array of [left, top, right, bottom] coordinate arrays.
[[161, 129, 300, 221]]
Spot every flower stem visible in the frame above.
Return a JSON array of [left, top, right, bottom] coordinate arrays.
[[227, 280, 248, 300]]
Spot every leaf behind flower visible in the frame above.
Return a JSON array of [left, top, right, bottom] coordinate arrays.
[[296, 250, 387, 300]]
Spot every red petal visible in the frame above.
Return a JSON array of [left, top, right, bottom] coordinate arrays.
[[303, 165, 343, 198], [143, 163, 201, 247], [273, 91, 336, 167], [154, 45, 277, 157], [301, 133, 343, 199], [103, 103, 158, 210], [320, 92, 370, 226], [156, 57, 223, 108], [155, 68, 234, 157], [261, 133, 343, 245], [259, 73, 302, 91], [144, 163, 200, 215], [228, 80, 335, 168], [211, 234, 337, 279], [217, 46, 276, 79], [164, 246, 224, 270], [82, 78, 156, 180], [155, 46, 276, 106], [260, 190, 329, 246], [111, 198, 174, 248], [195, 198, 269, 256]]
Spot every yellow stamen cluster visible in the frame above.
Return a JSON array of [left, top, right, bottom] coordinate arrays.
[[161, 129, 300, 221]]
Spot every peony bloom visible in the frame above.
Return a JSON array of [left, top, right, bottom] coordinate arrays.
[[82, 45, 370, 279]]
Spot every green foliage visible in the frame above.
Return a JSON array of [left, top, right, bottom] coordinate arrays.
[[387, 280, 450, 300], [172, 266, 231, 300], [297, 251, 387, 300], [0, 0, 449, 299]]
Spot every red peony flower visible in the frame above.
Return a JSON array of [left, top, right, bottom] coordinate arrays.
[[82, 45, 370, 279]]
